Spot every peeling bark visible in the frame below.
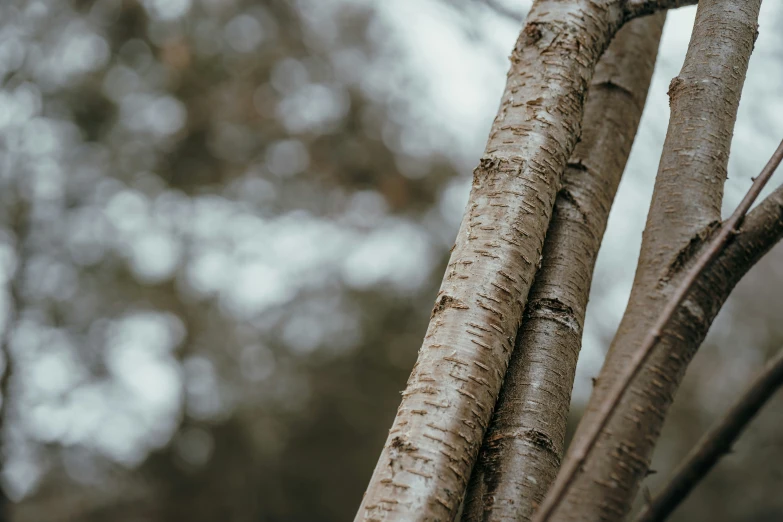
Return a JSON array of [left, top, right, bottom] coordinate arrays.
[[552, 1, 764, 520], [355, 1, 635, 520], [461, 14, 666, 522]]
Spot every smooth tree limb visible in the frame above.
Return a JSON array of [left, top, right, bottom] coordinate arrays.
[[536, 1, 765, 519], [355, 0, 692, 519], [634, 346, 783, 522], [461, 13, 666, 522]]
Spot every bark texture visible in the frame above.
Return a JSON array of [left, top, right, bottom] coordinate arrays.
[[356, 1, 632, 520], [461, 14, 666, 522], [550, 1, 764, 520]]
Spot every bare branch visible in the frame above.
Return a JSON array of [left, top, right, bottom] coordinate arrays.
[[534, 137, 783, 522], [634, 347, 783, 522], [478, 0, 698, 22], [625, 0, 698, 20], [478, 0, 526, 22], [462, 13, 666, 522]]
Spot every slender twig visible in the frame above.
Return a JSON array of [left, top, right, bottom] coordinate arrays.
[[477, 0, 525, 21], [625, 0, 699, 20], [533, 138, 783, 522], [633, 347, 783, 522], [480, 0, 699, 21]]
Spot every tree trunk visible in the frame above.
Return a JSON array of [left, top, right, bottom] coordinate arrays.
[[550, 1, 764, 519], [461, 13, 665, 522], [356, 1, 635, 519]]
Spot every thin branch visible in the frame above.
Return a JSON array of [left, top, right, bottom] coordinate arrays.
[[625, 0, 698, 20], [479, 0, 698, 21], [634, 347, 783, 522], [478, 0, 525, 22], [533, 138, 783, 522]]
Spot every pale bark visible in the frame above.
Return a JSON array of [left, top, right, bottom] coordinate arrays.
[[356, 1, 633, 520], [635, 344, 783, 522], [461, 13, 666, 522], [549, 1, 764, 520]]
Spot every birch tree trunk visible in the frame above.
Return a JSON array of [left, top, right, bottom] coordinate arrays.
[[462, 13, 666, 522], [549, 1, 764, 519], [357, 1, 634, 520]]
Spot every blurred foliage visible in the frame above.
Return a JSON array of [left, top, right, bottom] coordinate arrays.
[[0, 0, 461, 520]]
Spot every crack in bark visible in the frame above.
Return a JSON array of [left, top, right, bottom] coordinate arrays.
[[593, 80, 636, 102], [556, 186, 588, 226], [431, 294, 470, 318], [391, 436, 418, 453], [662, 220, 721, 282], [487, 428, 561, 461], [525, 297, 581, 333]]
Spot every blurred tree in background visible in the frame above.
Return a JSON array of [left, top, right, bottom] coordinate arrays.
[[0, 1, 781, 521], [0, 0, 460, 519]]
